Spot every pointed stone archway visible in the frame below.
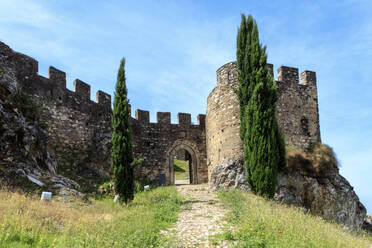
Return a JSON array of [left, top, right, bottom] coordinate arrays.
[[166, 140, 200, 185]]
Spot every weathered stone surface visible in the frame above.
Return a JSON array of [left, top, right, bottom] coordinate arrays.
[[0, 49, 82, 196], [27, 175, 45, 187], [209, 160, 250, 192], [0, 42, 208, 187], [131, 113, 207, 185], [362, 214, 372, 234], [275, 170, 366, 230], [206, 62, 321, 179], [0, 41, 113, 189]]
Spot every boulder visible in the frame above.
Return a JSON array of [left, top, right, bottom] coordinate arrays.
[[362, 215, 372, 234], [209, 160, 250, 192]]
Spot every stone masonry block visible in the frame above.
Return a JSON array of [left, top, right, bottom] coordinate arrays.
[[301, 71, 316, 86], [135, 109, 150, 123], [157, 112, 171, 124], [96, 90, 111, 107], [49, 66, 66, 88], [198, 114, 206, 127], [178, 113, 191, 125], [267, 63, 274, 77], [278, 66, 299, 84], [73, 79, 91, 100]]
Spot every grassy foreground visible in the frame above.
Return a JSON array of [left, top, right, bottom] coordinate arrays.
[[218, 190, 372, 248], [0, 186, 182, 248]]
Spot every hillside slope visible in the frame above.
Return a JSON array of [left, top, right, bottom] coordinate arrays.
[[210, 144, 367, 230], [0, 187, 181, 247], [218, 190, 372, 248]]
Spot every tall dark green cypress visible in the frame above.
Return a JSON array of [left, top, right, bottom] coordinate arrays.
[[237, 14, 286, 198], [237, 15, 255, 139], [111, 58, 134, 203]]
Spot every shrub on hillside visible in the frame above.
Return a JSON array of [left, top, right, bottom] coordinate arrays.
[[285, 143, 339, 176]]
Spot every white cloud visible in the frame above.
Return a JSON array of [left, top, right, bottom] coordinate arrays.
[[0, 0, 52, 28]]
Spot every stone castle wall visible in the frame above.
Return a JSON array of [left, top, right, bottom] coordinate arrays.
[[131, 111, 207, 184], [1, 42, 320, 186], [0, 41, 207, 185], [0, 42, 114, 179], [206, 62, 321, 179]]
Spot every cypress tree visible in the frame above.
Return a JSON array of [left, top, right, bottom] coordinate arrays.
[[237, 14, 286, 198], [237, 15, 253, 139], [111, 58, 134, 203]]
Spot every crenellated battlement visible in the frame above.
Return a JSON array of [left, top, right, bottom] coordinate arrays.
[[178, 113, 191, 125], [134, 109, 205, 128], [216, 61, 317, 89], [1, 41, 205, 132], [277, 66, 317, 87], [42, 66, 111, 109], [277, 66, 299, 84], [157, 111, 171, 124], [130, 109, 207, 184], [96, 90, 111, 106], [208, 61, 321, 173], [73, 79, 91, 101], [1, 40, 319, 187], [300, 70, 316, 86], [0, 41, 112, 111], [49, 66, 66, 89]]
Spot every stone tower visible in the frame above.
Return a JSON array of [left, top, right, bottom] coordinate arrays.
[[206, 62, 321, 179]]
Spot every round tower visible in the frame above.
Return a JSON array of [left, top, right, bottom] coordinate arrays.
[[206, 62, 243, 180]]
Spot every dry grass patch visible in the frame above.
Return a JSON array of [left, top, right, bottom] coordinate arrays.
[[0, 186, 182, 247], [286, 143, 339, 176]]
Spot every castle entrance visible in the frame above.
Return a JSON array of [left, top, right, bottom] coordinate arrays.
[[173, 149, 193, 185], [166, 141, 199, 185]]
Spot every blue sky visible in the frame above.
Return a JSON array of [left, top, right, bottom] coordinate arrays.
[[1, 0, 371, 213]]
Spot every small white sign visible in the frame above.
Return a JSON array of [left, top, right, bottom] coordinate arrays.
[[40, 192, 52, 201], [144, 185, 150, 191], [114, 194, 119, 202]]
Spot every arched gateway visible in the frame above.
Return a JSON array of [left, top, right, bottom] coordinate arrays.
[[166, 140, 200, 185], [130, 110, 208, 185]]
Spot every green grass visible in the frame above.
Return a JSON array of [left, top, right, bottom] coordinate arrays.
[[0, 186, 182, 247], [174, 159, 189, 181], [217, 190, 372, 248]]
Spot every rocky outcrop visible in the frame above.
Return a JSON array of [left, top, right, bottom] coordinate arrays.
[[275, 170, 366, 230], [363, 215, 372, 234], [209, 146, 367, 230], [209, 160, 250, 192], [0, 52, 83, 197]]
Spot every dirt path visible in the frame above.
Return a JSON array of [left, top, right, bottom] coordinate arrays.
[[163, 184, 232, 248]]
